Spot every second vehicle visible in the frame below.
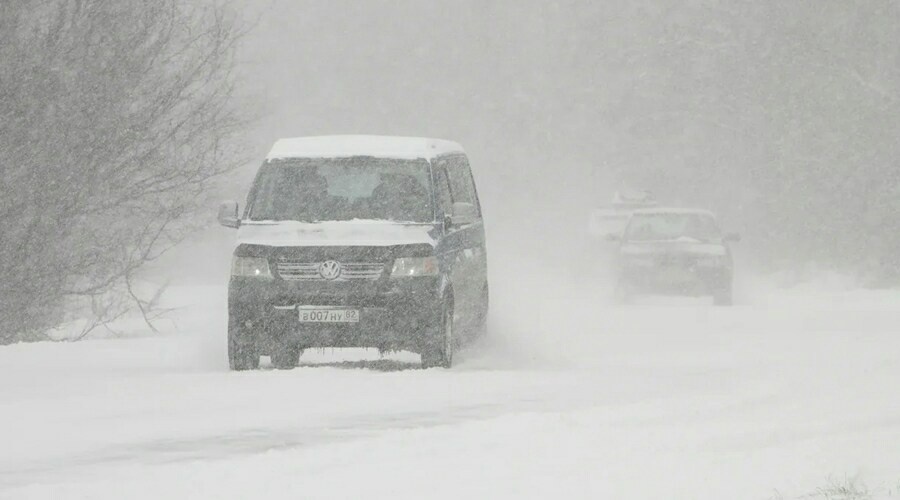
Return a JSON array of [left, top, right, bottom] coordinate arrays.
[[612, 208, 739, 305]]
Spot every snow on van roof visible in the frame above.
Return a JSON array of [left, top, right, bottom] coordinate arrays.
[[266, 135, 465, 161], [632, 207, 717, 217]]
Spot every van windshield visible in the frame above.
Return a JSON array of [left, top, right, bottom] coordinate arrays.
[[248, 157, 434, 223]]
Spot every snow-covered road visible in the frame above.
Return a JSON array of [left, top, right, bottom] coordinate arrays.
[[2, 275, 899, 499]]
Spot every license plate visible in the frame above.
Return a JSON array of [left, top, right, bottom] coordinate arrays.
[[298, 308, 360, 323]]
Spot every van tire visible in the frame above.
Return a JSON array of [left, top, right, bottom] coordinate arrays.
[[228, 318, 259, 371], [422, 302, 454, 369], [271, 344, 301, 370], [473, 284, 490, 340]]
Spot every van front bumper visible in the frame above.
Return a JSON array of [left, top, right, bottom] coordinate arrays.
[[228, 276, 443, 353]]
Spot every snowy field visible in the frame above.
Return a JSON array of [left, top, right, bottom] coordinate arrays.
[[2, 263, 900, 499]]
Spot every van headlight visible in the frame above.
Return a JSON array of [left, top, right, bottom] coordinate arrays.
[[391, 257, 439, 278], [231, 256, 273, 279]]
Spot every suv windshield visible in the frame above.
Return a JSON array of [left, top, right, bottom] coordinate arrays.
[[248, 157, 434, 222], [625, 213, 721, 242]]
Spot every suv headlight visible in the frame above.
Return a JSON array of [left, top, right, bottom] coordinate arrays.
[[391, 257, 439, 278], [231, 256, 273, 278]]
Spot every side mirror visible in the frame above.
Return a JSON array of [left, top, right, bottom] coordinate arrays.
[[449, 202, 477, 227], [217, 200, 240, 229], [724, 232, 741, 243], [605, 232, 621, 242]]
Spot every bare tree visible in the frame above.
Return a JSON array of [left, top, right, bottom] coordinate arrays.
[[0, 0, 247, 343]]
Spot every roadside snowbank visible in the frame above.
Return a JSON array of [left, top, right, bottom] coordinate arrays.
[[2, 279, 899, 499]]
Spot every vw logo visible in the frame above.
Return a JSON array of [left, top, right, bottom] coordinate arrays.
[[318, 260, 342, 280]]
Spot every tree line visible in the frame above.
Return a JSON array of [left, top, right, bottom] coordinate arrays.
[[0, 0, 245, 343]]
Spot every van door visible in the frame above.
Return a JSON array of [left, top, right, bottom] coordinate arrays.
[[436, 154, 486, 328]]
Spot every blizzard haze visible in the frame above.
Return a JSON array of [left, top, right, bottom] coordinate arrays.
[[217, 0, 900, 276]]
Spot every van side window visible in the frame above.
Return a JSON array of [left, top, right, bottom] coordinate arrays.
[[433, 162, 453, 215], [446, 156, 479, 215]]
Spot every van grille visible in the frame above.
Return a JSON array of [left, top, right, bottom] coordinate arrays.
[[276, 261, 385, 282]]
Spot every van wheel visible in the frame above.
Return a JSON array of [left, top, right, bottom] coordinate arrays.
[[473, 284, 490, 339], [422, 303, 453, 369], [228, 318, 259, 371], [271, 344, 301, 370]]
